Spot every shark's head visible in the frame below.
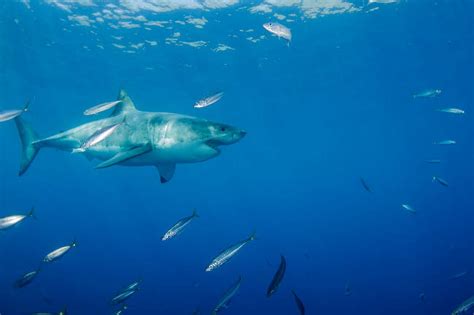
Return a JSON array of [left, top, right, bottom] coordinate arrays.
[[205, 121, 247, 147], [150, 116, 246, 163]]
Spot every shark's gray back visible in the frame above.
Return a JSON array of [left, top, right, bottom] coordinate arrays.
[[37, 111, 192, 154]]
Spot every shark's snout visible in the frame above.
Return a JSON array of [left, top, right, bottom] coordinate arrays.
[[234, 129, 246, 141], [229, 128, 246, 144]]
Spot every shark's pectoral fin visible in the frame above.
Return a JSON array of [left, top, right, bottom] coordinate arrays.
[[156, 163, 176, 183], [95, 143, 152, 169]]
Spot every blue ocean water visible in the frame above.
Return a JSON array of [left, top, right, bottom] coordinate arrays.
[[0, 0, 473, 314]]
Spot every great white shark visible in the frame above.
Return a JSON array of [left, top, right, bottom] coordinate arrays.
[[14, 90, 246, 183]]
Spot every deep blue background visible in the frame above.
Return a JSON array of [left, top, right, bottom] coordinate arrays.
[[0, 0, 473, 314]]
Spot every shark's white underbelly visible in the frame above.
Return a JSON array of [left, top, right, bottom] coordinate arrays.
[[86, 141, 219, 166]]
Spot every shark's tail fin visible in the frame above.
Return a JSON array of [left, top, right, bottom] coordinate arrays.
[[14, 116, 41, 176]]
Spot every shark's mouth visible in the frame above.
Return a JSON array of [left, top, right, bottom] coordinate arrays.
[[205, 139, 222, 153]]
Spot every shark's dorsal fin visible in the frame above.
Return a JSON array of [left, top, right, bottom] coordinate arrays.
[[95, 143, 152, 169], [111, 89, 137, 116]]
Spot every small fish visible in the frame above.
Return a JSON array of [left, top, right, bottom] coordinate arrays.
[[402, 204, 416, 214], [72, 121, 123, 153], [413, 89, 442, 98], [0, 101, 29, 122], [83, 100, 122, 116], [419, 292, 425, 302], [263, 22, 292, 42], [0, 207, 36, 230], [267, 255, 286, 297], [32, 308, 67, 315], [162, 209, 199, 241], [360, 177, 372, 193], [116, 280, 141, 293], [451, 295, 474, 315], [14, 268, 41, 288], [449, 271, 468, 280], [194, 92, 224, 109], [111, 289, 137, 305], [43, 241, 77, 263], [115, 305, 128, 315], [291, 290, 305, 315], [368, 0, 399, 4], [344, 283, 352, 296], [211, 276, 242, 315], [432, 176, 449, 187], [425, 159, 441, 164], [436, 108, 465, 115], [206, 232, 256, 272], [119, 280, 141, 293], [434, 140, 456, 145]]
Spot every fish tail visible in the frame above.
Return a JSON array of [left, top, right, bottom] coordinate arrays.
[[192, 208, 200, 218], [28, 207, 37, 220], [23, 99, 31, 112], [14, 116, 41, 176], [248, 230, 257, 241]]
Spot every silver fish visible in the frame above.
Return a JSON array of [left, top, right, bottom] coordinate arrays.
[[121, 280, 141, 293], [43, 241, 77, 263], [292, 290, 305, 315], [452, 295, 474, 315], [368, 0, 399, 3], [413, 89, 442, 98], [162, 209, 199, 241], [449, 271, 468, 280], [436, 108, 465, 115], [206, 232, 256, 272], [263, 22, 292, 42], [72, 120, 124, 153], [0, 101, 29, 122], [434, 140, 456, 145], [14, 268, 41, 288], [360, 177, 372, 193], [344, 283, 352, 296], [267, 255, 286, 297], [402, 204, 416, 214], [111, 289, 137, 305], [0, 207, 35, 230], [432, 176, 448, 187], [211, 276, 242, 315], [419, 292, 425, 301], [194, 92, 224, 109], [115, 305, 128, 315], [84, 100, 122, 116], [32, 308, 67, 315]]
